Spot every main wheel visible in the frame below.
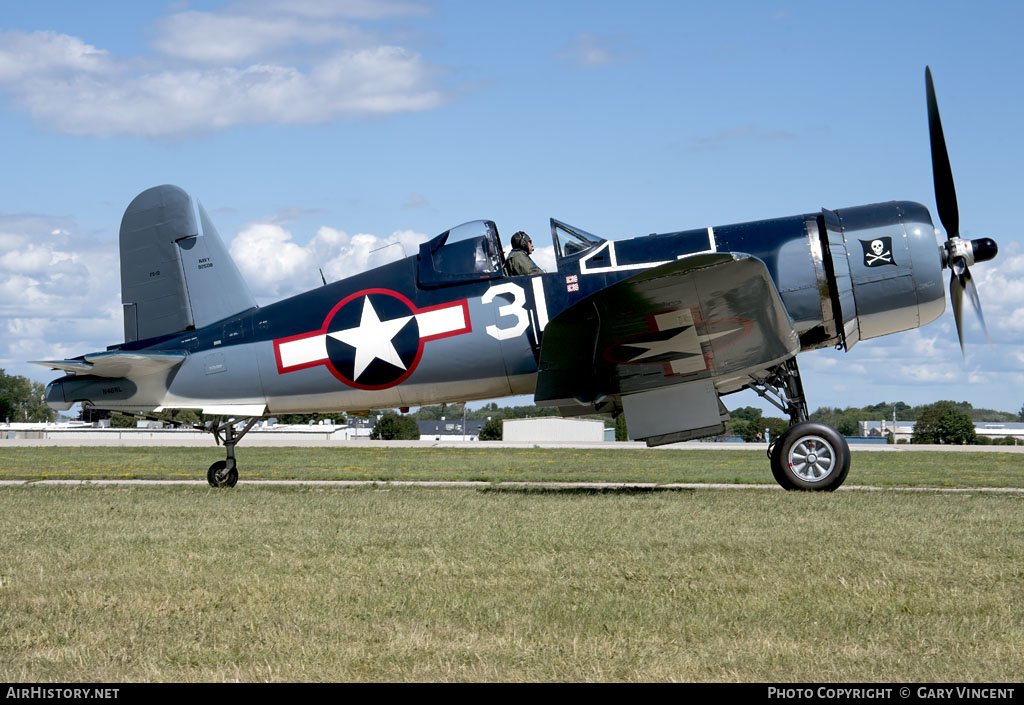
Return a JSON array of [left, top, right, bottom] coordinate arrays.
[[769, 422, 850, 491], [207, 459, 238, 488]]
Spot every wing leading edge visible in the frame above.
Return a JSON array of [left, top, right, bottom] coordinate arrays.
[[535, 252, 799, 408]]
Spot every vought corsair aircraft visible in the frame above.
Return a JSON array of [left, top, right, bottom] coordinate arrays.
[[35, 68, 997, 490]]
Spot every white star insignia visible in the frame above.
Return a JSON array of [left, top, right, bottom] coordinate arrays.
[[328, 297, 412, 380]]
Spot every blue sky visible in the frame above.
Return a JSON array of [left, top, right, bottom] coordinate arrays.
[[1, 1, 1022, 416]]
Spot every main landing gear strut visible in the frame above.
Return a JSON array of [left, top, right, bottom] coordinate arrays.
[[204, 416, 259, 488], [747, 358, 850, 491]]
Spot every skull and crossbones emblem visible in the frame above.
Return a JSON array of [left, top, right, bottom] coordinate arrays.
[[860, 237, 896, 267], [867, 239, 891, 264]]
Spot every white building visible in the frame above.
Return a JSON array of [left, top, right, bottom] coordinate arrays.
[[860, 420, 1024, 443], [502, 418, 606, 443]]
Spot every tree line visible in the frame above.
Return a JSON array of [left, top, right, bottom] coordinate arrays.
[[809, 400, 1021, 437], [0, 370, 55, 423], [374, 400, 1021, 444], [734, 400, 1022, 445]]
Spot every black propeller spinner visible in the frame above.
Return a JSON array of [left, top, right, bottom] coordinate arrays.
[[925, 66, 998, 354]]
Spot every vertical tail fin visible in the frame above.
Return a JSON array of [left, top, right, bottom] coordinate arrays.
[[120, 185, 256, 343]]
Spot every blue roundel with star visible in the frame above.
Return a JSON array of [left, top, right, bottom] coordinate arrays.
[[324, 292, 422, 389], [272, 287, 472, 390]]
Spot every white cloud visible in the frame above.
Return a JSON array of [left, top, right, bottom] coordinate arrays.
[[896, 363, 959, 384], [228, 223, 318, 298], [796, 282, 1024, 412], [0, 1, 446, 137], [904, 331, 944, 359], [556, 34, 631, 68], [1, 46, 444, 137], [229, 219, 563, 305], [242, 0, 429, 21], [500, 244, 556, 273], [401, 193, 430, 212], [0, 206, 438, 384], [806, 356, 840, 370], [0, 214, 122, 379], [690, 124, 797, 151], [973, 248, 1024, 333], [259, 206, 327, 225], [312, 225, 428, 282], [150, 10, 367, 64], [967, 371, 990, 385], [0, 218, 118, 321], [0, 30, 112, 82], [534, 245, 557, 273], [148, 1, 431, 64], [229, 221, 429, 302]]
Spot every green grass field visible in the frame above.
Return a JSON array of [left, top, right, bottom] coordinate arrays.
[[1, 486, 1021, 682], [1, 446, 1023, 682], [1, 445, 1024, 487]]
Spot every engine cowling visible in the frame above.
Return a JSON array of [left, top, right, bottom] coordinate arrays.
[[820, 200, 945, 348]]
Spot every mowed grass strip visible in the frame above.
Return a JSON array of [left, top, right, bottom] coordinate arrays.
[[1, 446, 1024, 487], [0, 486, 1021, 682]]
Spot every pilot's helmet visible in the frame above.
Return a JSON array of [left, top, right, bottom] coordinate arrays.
[[511, 231, 531, 250]]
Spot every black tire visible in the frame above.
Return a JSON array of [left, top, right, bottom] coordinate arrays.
[[769, 422, 850, 491], [207, 459, 238, 488], [769, 435, 797, 490]]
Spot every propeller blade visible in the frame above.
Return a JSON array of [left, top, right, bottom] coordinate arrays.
[[962, 267, 993, 346], [950, 271, 966, 356], [926, 66, 960, 240], [928, 68, 996, 355]]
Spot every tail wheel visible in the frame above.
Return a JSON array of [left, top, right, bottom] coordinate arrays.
[[207, 459, 238, 488], [770, 422, 850, 491]]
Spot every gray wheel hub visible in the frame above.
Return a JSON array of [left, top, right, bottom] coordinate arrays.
[[788, 435, 836, 482]]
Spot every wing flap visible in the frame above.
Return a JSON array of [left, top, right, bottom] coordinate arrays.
[[32, 351, 187, 378], [535, 252, 799, 405], [150, 403, 266, 416]]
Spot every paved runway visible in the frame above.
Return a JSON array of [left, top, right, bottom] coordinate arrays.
[[2, 479, 1023, 493], [2, 438, 1022, 452]]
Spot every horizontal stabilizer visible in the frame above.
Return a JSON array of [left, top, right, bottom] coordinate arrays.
[[31, 351, 187, 378]]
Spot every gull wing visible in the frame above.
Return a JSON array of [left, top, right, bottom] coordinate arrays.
[[535, 252, 799, 406]]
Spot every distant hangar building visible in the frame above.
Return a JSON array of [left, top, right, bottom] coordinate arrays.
[[502, 418, 606, 443], [860, 420, 1024, 443], [417, 419, 485, 441]]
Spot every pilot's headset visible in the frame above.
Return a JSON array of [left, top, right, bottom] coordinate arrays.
[[511, 231, 531, 251]]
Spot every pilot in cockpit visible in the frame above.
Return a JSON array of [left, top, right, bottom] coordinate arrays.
[[504, 231, 543, 276]]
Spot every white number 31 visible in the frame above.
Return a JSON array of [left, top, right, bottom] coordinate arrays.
[[482, 282, 528, 341]]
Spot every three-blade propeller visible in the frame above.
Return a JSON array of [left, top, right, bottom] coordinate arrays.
[[925, 66, 998, 355]]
